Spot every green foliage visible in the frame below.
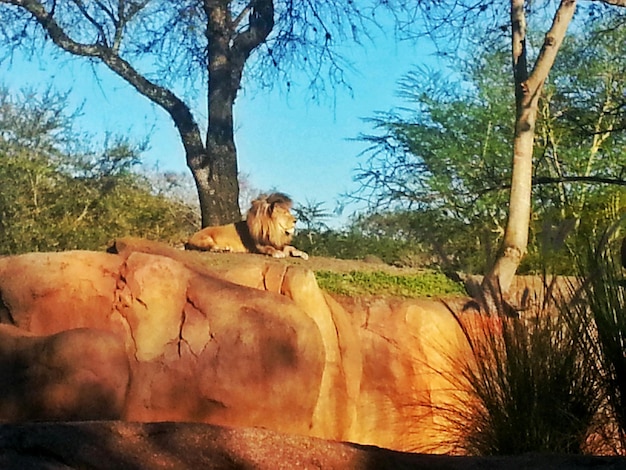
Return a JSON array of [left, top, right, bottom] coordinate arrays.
[[0, 87, 198, 254], [353, 17, 626, 275], [315, 270, 465, 298], [354, 54, 514, 273], [294, 228, 428, 266], [293, 200, 332, 232], [294, 207, 500, 273], [353, 210, 495, 273]]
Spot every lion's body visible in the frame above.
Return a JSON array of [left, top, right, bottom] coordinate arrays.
[[187, 220, 252, 253], [186, 193, 309, 260]]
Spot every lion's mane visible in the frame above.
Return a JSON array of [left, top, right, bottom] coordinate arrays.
[[247, 192, 294, 250]]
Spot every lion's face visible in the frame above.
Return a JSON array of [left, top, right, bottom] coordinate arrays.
[[273, 206, 297, 240], [247, 193, 297, 249]]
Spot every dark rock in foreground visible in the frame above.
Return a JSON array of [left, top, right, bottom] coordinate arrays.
[[0, 421, 625, 470]]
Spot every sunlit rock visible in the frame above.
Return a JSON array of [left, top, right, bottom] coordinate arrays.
[[0, 237, 469, 452]]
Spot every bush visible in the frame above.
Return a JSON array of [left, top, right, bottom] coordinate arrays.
[[0, 87, 199, 254], [293, 229, 434, 267], [444, 283, 601, 455], [561, 233, 626, 452], [0, 148, 198, 254]]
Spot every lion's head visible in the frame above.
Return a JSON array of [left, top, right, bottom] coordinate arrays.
[[246, 193, 297, 249]]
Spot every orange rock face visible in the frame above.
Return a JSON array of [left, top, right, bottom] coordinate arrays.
[[0, 324, 129, 421], [0, 238, 468, 452]]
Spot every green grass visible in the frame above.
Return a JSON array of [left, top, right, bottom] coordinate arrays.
[[314, 270, 466, 298]]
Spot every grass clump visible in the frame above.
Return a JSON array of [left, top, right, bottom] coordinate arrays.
[[561, 235, 626, 452], [443, 279, 602, 455], [442, 230, 626, 456], [315, 270, 465, 298]]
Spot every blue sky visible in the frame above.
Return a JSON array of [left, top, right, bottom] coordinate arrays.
[[3, 26, 441, 227]]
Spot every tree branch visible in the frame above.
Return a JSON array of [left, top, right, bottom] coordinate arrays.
[[4, 0, 206, 166], [533, 175, 626, 186], [526, 0, 577, 93], [232, 1, 253, 30], [232, 0, 274, 61], [510, 0, 528, 114], [94, 0, 116, 23], [596, 0, 626, 5], [70, 0, 110, 46], [481, 175, 626, 194]]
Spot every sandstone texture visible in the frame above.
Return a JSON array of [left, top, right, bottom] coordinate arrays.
[[0, 237, 472, 452], [1, 238, 626, 468], [0, 324, 129, 421]]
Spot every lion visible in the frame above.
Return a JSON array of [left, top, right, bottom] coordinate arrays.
[[185, 192, 309, 260]]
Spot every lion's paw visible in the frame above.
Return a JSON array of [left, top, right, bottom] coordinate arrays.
[[272, 251, 287, 259], [293, 250, 309, 260], [210, 246, 233, 253]]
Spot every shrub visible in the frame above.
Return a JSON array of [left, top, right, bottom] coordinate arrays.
[[444, 283, 601, 455], [561, 234, 626, 452], [0, 148, 198, 254], [293, 229, 434, 267], [0, 87, 199, 254]]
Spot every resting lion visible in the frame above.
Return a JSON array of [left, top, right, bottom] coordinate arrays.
[[186, 193, 309, 260]]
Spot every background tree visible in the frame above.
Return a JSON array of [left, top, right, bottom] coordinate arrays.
[[0, 87, 197, 253], [353, 56, 513, 274], [353, 16, 626, 276], [353, 2, 626, 291], [396, 0, 626, 294], [535, 17, 626, 227], [0, 0, 412, 227]]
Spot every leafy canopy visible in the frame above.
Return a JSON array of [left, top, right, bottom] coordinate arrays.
[[351, 16, 626, 274]]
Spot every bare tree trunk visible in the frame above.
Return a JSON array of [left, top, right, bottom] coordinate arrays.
[[195, 0, 274, 226], [483, 0, 577, 295]]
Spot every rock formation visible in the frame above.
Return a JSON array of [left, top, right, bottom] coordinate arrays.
[[0, 237, 468, 452], [1, 421, 625, 470], [0, 325, 129, 421]]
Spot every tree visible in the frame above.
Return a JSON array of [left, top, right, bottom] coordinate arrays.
[[480, 0, 576, 293], [0, 0, 411, 227], [391, 1, 626, 294], [354, 18, 626, 276], [491, 7, 626, 289], [536, 19, 626, 227], [353, 57, 514, 274]]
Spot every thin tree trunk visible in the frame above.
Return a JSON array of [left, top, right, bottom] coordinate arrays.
[[483, 0, 577, 295]]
